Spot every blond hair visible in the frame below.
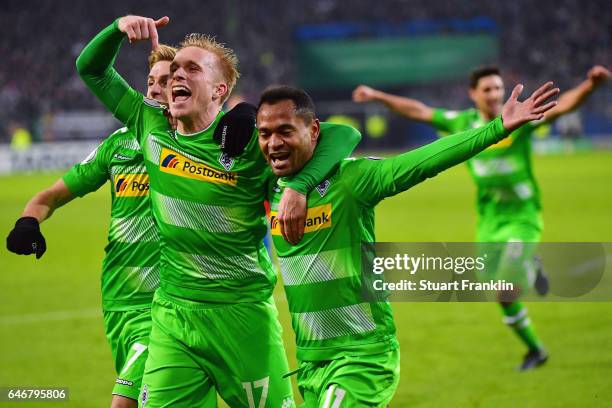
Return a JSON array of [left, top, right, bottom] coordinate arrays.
[[148, 44, 177, 69], [179, 34, 240, 103]]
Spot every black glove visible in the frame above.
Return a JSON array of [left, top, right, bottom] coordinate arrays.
[[213, 102, 257, 157], [6, 217, 46, 259]]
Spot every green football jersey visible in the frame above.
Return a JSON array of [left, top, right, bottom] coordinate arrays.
[[269, 162, 398, 362], [63, 127, 160, 311], [432, 108, 541, 219], [118, 95, 276, 303], [76, 21, 362, 304], [268, 118, 510, 361], [117, 95, 355, 303]]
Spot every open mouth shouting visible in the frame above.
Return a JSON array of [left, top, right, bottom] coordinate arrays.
[[172, 85, 192, 103], [269, 151, 291, 170]]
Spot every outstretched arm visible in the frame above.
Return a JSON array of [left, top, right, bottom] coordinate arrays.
[[353, 85, 434, 123], [76, 16, 169, 121], [348, 82, 559, 205], [543, 65, 610, 122]]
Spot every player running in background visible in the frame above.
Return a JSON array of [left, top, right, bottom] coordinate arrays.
[[353, 65, 610, 370], [76, 15, 362, 407], [258, 82, 558, 406], [6, 45, 177, 408]]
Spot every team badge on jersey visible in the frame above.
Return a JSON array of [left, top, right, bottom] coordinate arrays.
[[219, 152, 235, 171], [316, 179, 331, 197], [114, 174, 150, 197], [270, 204, 332, 235], [159, 147, 238, 186], [167, 129, 178, 140]]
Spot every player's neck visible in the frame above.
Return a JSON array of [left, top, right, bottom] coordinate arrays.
[[178, 106, 221, 135]]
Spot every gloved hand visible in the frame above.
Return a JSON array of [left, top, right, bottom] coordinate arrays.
[[6, 217, 46, 259], [213, 102, 257, 157]]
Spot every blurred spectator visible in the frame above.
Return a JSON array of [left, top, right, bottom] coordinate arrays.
[[0, 0, 609, 142], [556, 111, 584, 140], [8, 121, 32, 151]]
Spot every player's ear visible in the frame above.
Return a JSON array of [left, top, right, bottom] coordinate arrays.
[[214, 83, 228, 102], [310, 119, 320, 145], [468, 88, 478, 103]]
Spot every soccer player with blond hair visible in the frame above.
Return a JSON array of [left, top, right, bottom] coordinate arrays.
[[7, 45, 177, 408], [75, 15, 361, 407]]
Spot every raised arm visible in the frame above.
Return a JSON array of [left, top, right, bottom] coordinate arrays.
[[348, 82, 559, 205], [543, 65, 610, 122], [352, 85, 434, 123], [76, 16, 168, 121], [276, 123, 362, 244]]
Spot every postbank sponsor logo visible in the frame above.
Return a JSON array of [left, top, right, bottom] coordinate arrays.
[[270, 204, 332, 235], [159, 147, 237, 186], [114, 174, 150, 197]]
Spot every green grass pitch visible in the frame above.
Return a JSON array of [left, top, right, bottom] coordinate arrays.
[[1, 150, 611, 407]]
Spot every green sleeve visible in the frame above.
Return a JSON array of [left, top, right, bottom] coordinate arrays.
[[76, 20, 163, 141], [431, 108, 461, 135], [62, 133, 117, 197], [284, 122, 361, 194], [344, 117, 510, 206], [76, 20, 132, 119]]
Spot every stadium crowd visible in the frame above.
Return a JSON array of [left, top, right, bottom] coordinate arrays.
[[0, 0, 609, 142]]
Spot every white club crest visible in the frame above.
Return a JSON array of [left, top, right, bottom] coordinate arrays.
[[316, 179, 331, 197], [219, 152, 234, 171]]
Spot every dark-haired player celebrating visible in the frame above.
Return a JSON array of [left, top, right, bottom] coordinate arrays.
[[353, 65, 610, 370], [258, 82, 557, 406]]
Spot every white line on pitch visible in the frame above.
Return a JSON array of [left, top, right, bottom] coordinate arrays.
[[0, 308, 101, 325]]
